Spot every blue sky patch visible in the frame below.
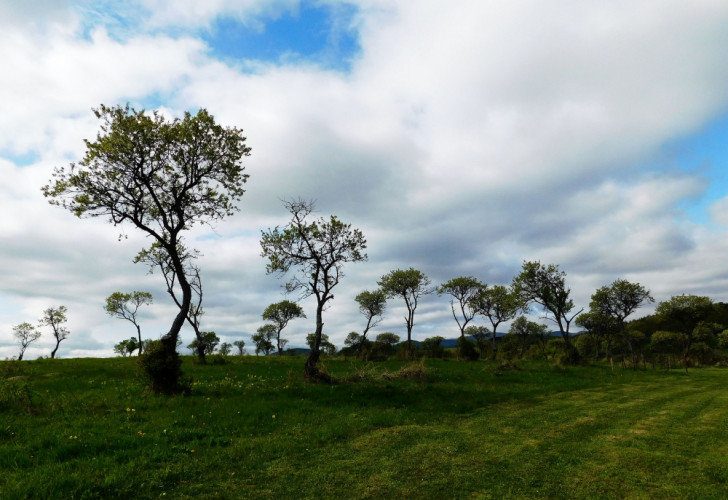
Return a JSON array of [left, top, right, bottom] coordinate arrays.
[[202, 2, 360, 72]]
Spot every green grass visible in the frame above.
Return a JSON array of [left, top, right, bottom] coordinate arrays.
[[1, 356, 727, 498]]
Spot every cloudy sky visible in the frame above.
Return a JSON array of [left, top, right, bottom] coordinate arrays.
[[3, 0, 728, 359]]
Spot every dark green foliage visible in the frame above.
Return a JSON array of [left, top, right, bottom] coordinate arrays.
[[137, 340, 190, 395], [456, 336, 479, 360], [421, 336, 445, 358]]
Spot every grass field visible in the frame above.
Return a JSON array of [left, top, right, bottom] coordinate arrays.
[[1, 356, 727, 499]]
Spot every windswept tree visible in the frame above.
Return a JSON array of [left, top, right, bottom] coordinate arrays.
[[252, 325, 276, 356], [588, 279, 654, 366], [262, 300, 306, 355], [43, 105, 250, 393], [378, 268, 434, 355], [512, 261, 583, 361], [13, 322, 41, 361], [355, 289, 387, 341], [438, 276, 484, 337], [105, 291, 153, 355], [474, 284, 521, 349], [261, 199, 367, 379], [39, 306, 70, 359], [233, 340, 246, 355]]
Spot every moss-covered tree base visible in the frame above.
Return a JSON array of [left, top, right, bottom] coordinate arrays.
[[138, 338, 190, 395]]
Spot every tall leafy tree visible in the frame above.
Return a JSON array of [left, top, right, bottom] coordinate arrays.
[[262, 300, 306, 355], [589, 279, 654, 365], [105, 291, 153, 355], [42, 105, 250, 392], [39, 306, 69, 359], [512, 261, 583, 361], [438, 276, 485, 337], [13, 322, 41, 361], [378, 268, 434, 354], [474, 284, 521, 349], [354, 289, 387, 341], [261, 199, 367, 379]]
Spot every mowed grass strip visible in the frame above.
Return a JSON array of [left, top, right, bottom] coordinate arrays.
[[0, 357, 727, 499]]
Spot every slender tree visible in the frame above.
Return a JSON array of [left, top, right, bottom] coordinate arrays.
[[438, 276, 484, 337], [261, 199, 367, 379], [233, 340, 246, 355], [512, 261, 583, 361], [354, 289, 387, 351], [39, 306, 69, 359], [43, 105, 250, 393], [474, 284, 521, 349], [262, 300, 306, 355], [105, 291, 153, 355], [378, 268, 434, 355], [13, 322, 41, 361]]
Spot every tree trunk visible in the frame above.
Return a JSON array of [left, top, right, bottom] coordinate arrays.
[[136, 324, 143, 356], [304, 303, 324, 380], [51, 340, 60, 359]]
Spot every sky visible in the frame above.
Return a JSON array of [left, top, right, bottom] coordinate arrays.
[[3, 0, 728, 359]]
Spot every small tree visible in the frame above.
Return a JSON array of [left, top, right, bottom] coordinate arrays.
[[343, 331, 370, 358], [421, 336, 445, 358], [252, 325, 276, 356], [306, 333, 336, 356], [589, 279, 654, 366], [438, 276, 485, 337], [219, 342, 232, 356], [39, 306, 69, 359], [105, 291, 153, 355], [233, 340, 246, 355], [355, 289, 387, 344], [512, 261, 583, 362], [261, 199, 367, 379], [187, 331, 220, 356], [656, 295, 713, 371], [43, 105, 250, 393], [372, 332, 400, 359], [474, 284, 521, 350], [378, 268, 434, 355], [465, 325, 491, 359], [13, 322, 41, 361], [262, 300, 306, 355], [508, 316, 550, 359], [114, 337, 139, 357]]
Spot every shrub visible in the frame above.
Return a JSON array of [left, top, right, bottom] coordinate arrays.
[[456, 336, 479, 360], [137, 339, 190, 395]]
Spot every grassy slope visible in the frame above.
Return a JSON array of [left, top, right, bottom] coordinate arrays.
[[1, 357, 727, 499]]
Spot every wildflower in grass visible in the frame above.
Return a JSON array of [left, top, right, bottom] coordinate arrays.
[[272, 414, 276, 419], [138, 430, 146, 436]]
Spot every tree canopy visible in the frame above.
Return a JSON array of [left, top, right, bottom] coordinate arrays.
[[43, 105, 250, 392], [438, 276, 485, 337], [260, 199, 366, 379], [378, 267, 433, 353]]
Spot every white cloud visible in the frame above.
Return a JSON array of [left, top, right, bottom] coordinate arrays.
[[4, 1, 728, 358]]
